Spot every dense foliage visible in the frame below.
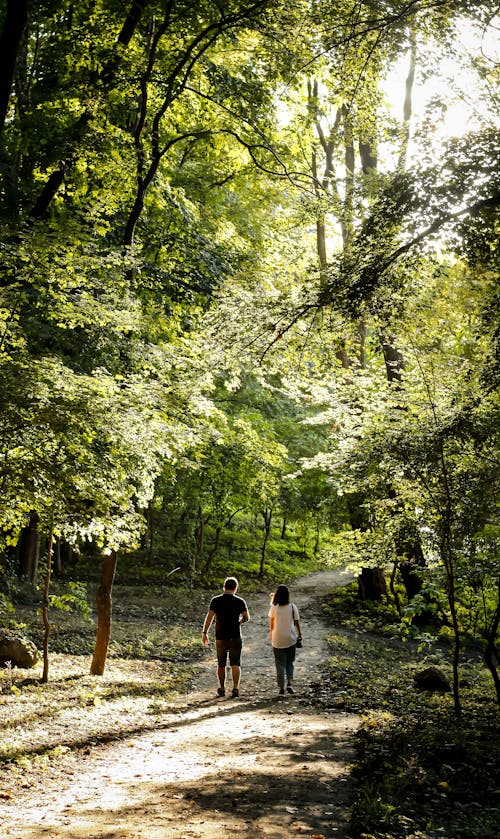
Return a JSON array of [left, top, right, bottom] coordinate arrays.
[[0, 0, 498, 700]]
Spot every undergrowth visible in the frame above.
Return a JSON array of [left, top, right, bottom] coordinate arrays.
[[320, 584, 500, 839]]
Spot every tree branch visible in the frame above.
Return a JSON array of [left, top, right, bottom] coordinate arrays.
[[376, 193, 500, 275], [331, 191, 500, 312]]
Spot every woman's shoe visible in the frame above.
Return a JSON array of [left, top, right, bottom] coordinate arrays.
[[217, 687, 225, 697], [278, 687, 285, 698], [287, 685, 295, 694]]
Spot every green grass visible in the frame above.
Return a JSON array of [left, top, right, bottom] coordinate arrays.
[[61, 526, 321, 593]]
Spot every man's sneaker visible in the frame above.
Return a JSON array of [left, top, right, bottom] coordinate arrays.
[[278, 687, 285, 699], [231, 687, 239, 698], [287, 685, 295, 694], [217, 687, 225, 697]]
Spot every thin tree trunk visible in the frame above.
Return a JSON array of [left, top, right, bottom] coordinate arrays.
[[90, 551, 118, 676], [0, 0, 28, 136], [194, 505, 206, 573], [259, 508, 272, 576], [342, 103, 355, 248], [449, 573, 461, 714], [484, 578, 500, 708], [205, 525, 222, 574], [41, 516, 54, 683], [100, 0, 150, 85], [397, 27, 417, 174], [440, 461, 461, 714], [147, 500, 154, 563], [53, 537, 62, 575], [313, 522, 321, 556], [390, 559, 402, 617], [17, 511, 40, 584], [204, 508, 243, 574], [358, 318, 366, 368]]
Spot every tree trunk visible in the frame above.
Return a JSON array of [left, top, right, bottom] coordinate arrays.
[[60, 540, 74, 568], [193, 505, 206, 574], [259, 508, 272, 576], [381, 335, 405, 383], [345, 492, 370, 531], [357, 567, 387, 601], [90, 551, 118, 676], [359, 138, 377, 175], [395, 520, 426, 600], [313, 522, 321, 556], [41, 517, 54, 683], [100, 0, 150, 85], [17, 511, 40, 584], [389, 559, 402, 617], [53, 537, 62, 575], [484, 578, 500, 708], [397, 26, 417, 173], [358, 318, 366, 368], [438, 438, 461, 715], [0, 0, 28, 136], [205, 525, 222, 574], [147, 500, 154, 564], [399, 559, 423, 598], [342, 103, 355, 248]]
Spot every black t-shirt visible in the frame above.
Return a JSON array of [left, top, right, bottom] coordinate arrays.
[[209, 592, 248, 640]]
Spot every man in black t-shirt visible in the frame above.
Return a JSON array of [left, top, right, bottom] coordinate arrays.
[[202, 576, 250, 698]]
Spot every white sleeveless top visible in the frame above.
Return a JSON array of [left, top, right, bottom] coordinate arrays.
[[269, 602, 300, 648]]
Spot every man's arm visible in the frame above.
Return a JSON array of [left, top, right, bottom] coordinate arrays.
[[240, 608, 250, 624], [202, 609, 215, 644]]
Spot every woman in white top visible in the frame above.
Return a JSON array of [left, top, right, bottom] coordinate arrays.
[[269, 584, 302, 697]]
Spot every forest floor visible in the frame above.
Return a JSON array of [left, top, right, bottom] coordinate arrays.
[[0, 569, 360, 839]]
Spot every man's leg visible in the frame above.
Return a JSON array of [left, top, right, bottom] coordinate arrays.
[[229, 639, 243, 696], [216, 641, 228, 695]]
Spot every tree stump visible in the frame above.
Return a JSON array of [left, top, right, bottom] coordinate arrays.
[[357, 566, 387, 600]]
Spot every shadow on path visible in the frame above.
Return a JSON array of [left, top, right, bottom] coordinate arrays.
[[1, 569, 360, 839]]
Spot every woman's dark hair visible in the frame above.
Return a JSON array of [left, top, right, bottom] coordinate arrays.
[[273, 584, 290, 605]]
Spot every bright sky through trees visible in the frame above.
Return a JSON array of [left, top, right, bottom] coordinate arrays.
[[384, 13, 499, 153]]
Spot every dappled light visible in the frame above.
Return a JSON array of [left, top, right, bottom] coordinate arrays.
[[1, 1, 499, 837], [1, 573, 359, 838]]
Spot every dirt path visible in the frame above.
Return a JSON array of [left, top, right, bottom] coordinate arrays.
[[1, 569, 360, 839]]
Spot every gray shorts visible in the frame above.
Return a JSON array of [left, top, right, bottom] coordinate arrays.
[[216, 638, 242, 667]]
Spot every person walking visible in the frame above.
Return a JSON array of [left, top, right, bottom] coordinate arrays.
[[269, 584, 302, 697], [202, 576, 250, 698]]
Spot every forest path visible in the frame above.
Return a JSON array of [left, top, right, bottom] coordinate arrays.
[[1, 569, 360, 839]]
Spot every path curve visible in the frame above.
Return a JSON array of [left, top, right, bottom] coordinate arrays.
[[1, 569, 359, 839]]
